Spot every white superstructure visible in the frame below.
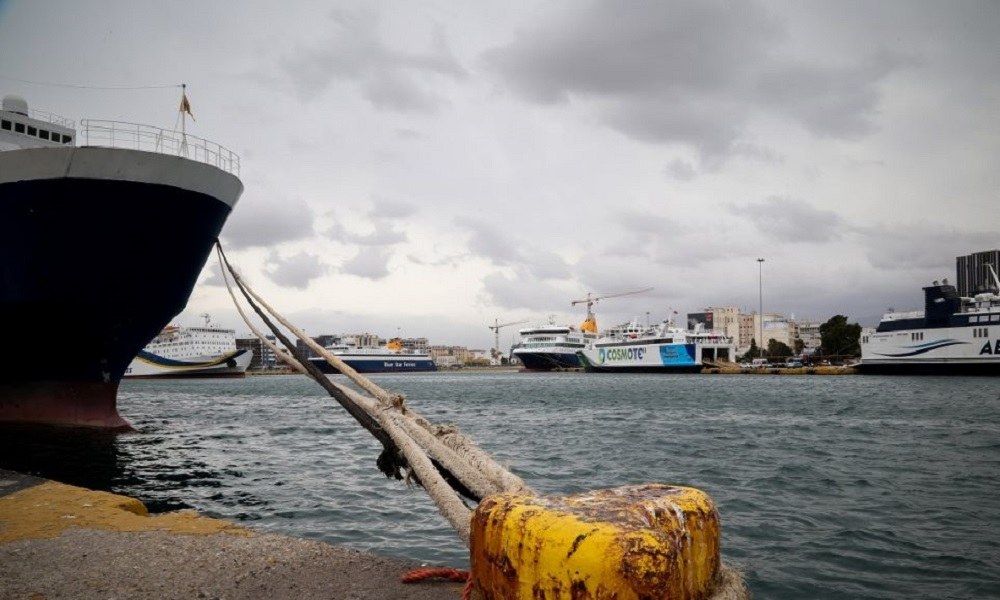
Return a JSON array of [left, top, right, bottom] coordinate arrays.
[[861, 268, 1000, 375], [125, 315, 250, 378], [512, 320, 596, 371]]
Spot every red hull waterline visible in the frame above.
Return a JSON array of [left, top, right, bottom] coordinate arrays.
[[0, 382, 133, 431]]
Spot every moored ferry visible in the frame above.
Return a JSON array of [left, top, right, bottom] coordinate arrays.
[[511, 321, 596, 371], [125, 316, 251, 378], [860, 270, 1000, 375], [576, 318, 736, 373], [308, 337, 437, 374], [0, 92, 243, 428]]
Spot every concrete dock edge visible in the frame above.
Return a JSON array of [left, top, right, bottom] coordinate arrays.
[[0, 469, 463, 599]]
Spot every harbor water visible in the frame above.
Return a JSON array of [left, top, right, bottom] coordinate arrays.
[[3, 372, 999, 599]]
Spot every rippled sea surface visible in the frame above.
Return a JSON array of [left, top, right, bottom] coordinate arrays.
[[3, 372, 999, 599]]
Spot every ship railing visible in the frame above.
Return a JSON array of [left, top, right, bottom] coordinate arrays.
[[79, 119, 240, 177], [26, 108, 76, 130]]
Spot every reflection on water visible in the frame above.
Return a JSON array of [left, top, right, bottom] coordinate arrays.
[[0, 424, 125, 493]]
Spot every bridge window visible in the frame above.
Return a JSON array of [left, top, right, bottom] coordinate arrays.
[[39, 130, 49, 140], [14, 122, 24, 133], [0, 120, 9, 130], [27, 126, 36, 136]]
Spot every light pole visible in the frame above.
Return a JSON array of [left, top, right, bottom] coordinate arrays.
[[757, 258, 765, 359]]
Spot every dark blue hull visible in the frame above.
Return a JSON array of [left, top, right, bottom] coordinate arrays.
[[0, 150, 241, 427], [514, 351, 582, 371], [308, 356, 437, 374], [857, 361, 1000, 376]]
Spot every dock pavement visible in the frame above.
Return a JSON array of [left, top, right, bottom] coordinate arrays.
[[0, 469, 464, 599]]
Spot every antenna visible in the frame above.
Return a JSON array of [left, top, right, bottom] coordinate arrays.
[[987, 263, 1000, 293]]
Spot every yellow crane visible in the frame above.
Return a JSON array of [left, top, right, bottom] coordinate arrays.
[[571, 287, 653, 333], [488, 318, 529, 358]]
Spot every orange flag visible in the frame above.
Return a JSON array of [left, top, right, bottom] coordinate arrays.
[[180, 93, 195, 121]]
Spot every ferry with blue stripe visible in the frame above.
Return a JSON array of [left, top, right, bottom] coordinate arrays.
[[308, 337, 437, 374], [576, 317, 735, 373], [512, 322, 596, 371], [125, 319, 251, 378], [860, 268, 1000, 375]]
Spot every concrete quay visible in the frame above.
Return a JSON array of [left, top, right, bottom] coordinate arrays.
[[0, 469, 463, 599]]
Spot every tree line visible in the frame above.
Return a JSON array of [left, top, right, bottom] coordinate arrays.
[[739, 314, 862, 363]]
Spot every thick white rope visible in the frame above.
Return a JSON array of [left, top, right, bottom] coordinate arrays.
[[217, 250, 308, 374], [215, 247, 538, 544]]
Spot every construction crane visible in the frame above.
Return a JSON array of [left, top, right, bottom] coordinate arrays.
[[488, 318, 529, 358], [571, 287, 653, 333]]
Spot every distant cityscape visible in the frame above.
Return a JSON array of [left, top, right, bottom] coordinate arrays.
[[237, 248, 999, 369]]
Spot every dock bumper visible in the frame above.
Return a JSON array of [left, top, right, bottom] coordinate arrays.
[[470, 483, 722, 599]]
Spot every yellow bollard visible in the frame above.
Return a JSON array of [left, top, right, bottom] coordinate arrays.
[[470, 484, 721, 599]]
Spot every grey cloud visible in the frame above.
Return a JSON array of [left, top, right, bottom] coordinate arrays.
[[482, 270, 572, 312], [264, 250, 327, 289], [665, 159, 697, 181], [616, 212, 676, 236], [370, 198, 417, 219], [281, 9, 466, 111], [730, 196, 845, 243], [454, 217, 572, 279], [483, 1, 778, 102], [858, 227, 998, 272], [527, 250, 572, 280], [730, 141, 783, 164], [200, 263, 226, 287], [342, 246, 392, 279], [454, 217, 520, 264], [362, 71, 447, 113], [484, 0, 900, 163], [753, 50, 909, 139], [602, 212, 680, 259], [324, 200, 413, 246], [343, 220, 408, 246], [221, 195, 315, 249]]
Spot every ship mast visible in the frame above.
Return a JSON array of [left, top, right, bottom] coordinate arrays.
[[179, 83, 192, 157]]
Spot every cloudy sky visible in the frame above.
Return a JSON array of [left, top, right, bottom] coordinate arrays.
[[1, 0, 997, 350]]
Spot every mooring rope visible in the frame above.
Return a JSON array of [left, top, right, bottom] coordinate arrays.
[[215, 243, 531, 545], [215, 242, 748, 599]]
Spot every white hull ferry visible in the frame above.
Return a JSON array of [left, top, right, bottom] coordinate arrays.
[[308, 337, 437, 374], [512, 321, 596, 371], [512, 289, 651, 371], [577, 318, 735, 373], [861, 269, 1000, 375], [125, 316, 250, 378]]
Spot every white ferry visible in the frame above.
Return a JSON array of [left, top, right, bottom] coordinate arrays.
[[576, 317, 736, 373], [125, 315, 250, 378], [308, 337, 437, 374], [511, 320, 597, 371], [860, 268, 1000, 375]]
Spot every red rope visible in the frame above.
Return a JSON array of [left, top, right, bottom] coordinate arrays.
[[401, 567, 470, 583], [402, 568, 474, 598]]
